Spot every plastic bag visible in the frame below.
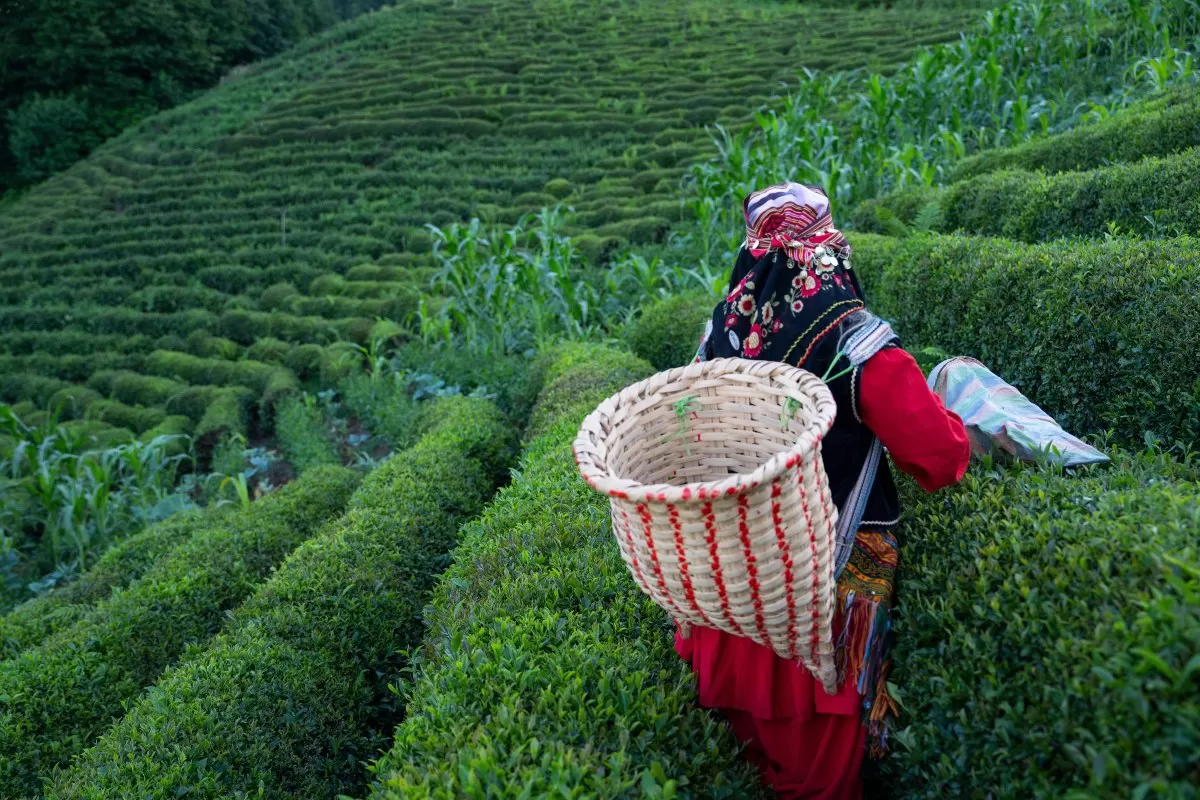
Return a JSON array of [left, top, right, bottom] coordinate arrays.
[[928, 357, 1109, 467]]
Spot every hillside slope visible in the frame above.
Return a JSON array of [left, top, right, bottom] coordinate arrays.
[[0, 0, 972, 447]]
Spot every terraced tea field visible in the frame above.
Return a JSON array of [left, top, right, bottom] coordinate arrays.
[[0, 0, 972, 454]]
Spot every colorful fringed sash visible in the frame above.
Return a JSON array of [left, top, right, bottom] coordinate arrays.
[[835, 529, 900, 757]]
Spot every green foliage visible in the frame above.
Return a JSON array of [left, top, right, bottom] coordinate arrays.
[[944, 147, 1200, 241], [623, 291, 714, 370], [422, 212, 719, 356], [0, 0, 973, 436], [0, 465, 359, 795], [46, 398, 515, 799], [194, 387, 253, 451], [275, 395, 339, 472], [853, 233, 1200, 445], [0, 404, 193, 598], [950, 84, 1200, 180], [0, 507, 227, 658], [338, 373, 419, 451], [0, 0, 392, 189], [365, 346, 759, 798], [864, 144, 1200, 241], [6, 93, 100, 184], [884, 450, 1200, 797], [688, 0, 1200, 262]]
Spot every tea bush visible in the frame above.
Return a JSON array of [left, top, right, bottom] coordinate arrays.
[[851, 233, 1200, 445], [365, 345, 766, 798], [0, 507, 230, 658], [623, 291, 714, 370], [949, 85, 1200, 181], [275, 395, 339, 472], [885, 451, 1200, 797], [0, 465, 359, 795], [859, 146, 1200, 242], [47, 397, 515, 799]]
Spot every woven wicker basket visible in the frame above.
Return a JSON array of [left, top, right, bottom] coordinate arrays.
[[573, 357, 841, 694]]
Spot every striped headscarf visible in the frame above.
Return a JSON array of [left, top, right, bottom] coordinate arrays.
[[698, 183, 865, 367]]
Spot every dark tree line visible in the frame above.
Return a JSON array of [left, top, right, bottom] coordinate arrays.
[[0, 0, 388, 192]]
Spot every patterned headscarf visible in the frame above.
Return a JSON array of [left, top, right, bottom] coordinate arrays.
[[700, 182, 865, 367]]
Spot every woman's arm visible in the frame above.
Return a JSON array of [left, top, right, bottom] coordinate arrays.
[[858, 347, 970, 492]]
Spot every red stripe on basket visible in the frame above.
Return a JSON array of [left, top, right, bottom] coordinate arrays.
[[795, 455, 821, 665], [703, 501, 745, 636], [771, 480, 800, 660], [638, 503, 684, 617], [737, 494, 770, 647], [619, 507, 654, 597], [669, 503, 710, 627]]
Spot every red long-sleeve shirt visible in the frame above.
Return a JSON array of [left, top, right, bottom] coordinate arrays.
[[859, 347, 970, 492]]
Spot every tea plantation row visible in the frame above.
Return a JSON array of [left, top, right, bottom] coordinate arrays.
[[852, 84, 1200, 242], [352, 341, 1198, 799]]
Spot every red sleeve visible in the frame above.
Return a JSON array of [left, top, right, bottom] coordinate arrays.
[[858, 348, 970, 492]]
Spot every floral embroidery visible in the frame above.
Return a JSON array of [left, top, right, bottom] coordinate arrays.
[[743, 324, 764, 357], [716, 249, 854, 361]]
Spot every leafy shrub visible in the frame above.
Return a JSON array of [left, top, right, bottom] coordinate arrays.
[[365, 345, 761, 798], [0, 507, 226, 658], [884, 450, 1200, 797], [523, 342, 654, 439], [194, 387, 253, 451], [0, 465, 359, 795], [949, 85, 1200, 181], [623, 290, 712, 370], [45, 386, 102, 421], [47, 398, 515, 799], [852, 232, 1200, 445], [243, 336, 291, 364], [259, 282, 301, 312], [944, 147, 1200, 241], [284, 343, 327, 382], [863, 146, 1200, 242], [275, 395, 339, 472], [85, 399, 167, 433], [6, 93, 100, 184]]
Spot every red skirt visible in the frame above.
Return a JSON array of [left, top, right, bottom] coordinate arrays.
[[676, 626, 866, 799]]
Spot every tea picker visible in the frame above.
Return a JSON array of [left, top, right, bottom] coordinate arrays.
[[574, 183, 973, 797]]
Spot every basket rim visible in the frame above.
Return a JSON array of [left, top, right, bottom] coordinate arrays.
[[572, 357, 836, 504]]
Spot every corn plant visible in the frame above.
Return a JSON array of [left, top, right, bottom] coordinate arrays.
[[422, 208, 716, 353], [686, 0, 1200, 248], [0, 404, 194, 598]]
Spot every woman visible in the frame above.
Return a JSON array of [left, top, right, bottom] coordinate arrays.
[[682, 183, 970, 799]]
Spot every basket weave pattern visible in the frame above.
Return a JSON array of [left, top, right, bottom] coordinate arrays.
[[573, 358, 841, 693]]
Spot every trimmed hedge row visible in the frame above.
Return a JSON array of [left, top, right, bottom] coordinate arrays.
[[949, 86, 1200, 181], [0, 508, 230, 659], [855, 146, 1200, 242], [851, 232, 1200, 445], [47, 397, 516, 799], [365, 344, 765, 798], [275, 395, 340, 472], [622, 290, 713, 371], [884, 449, 1200, 797], [0, 465, 360, 795], [143, 350, 300, 413]]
